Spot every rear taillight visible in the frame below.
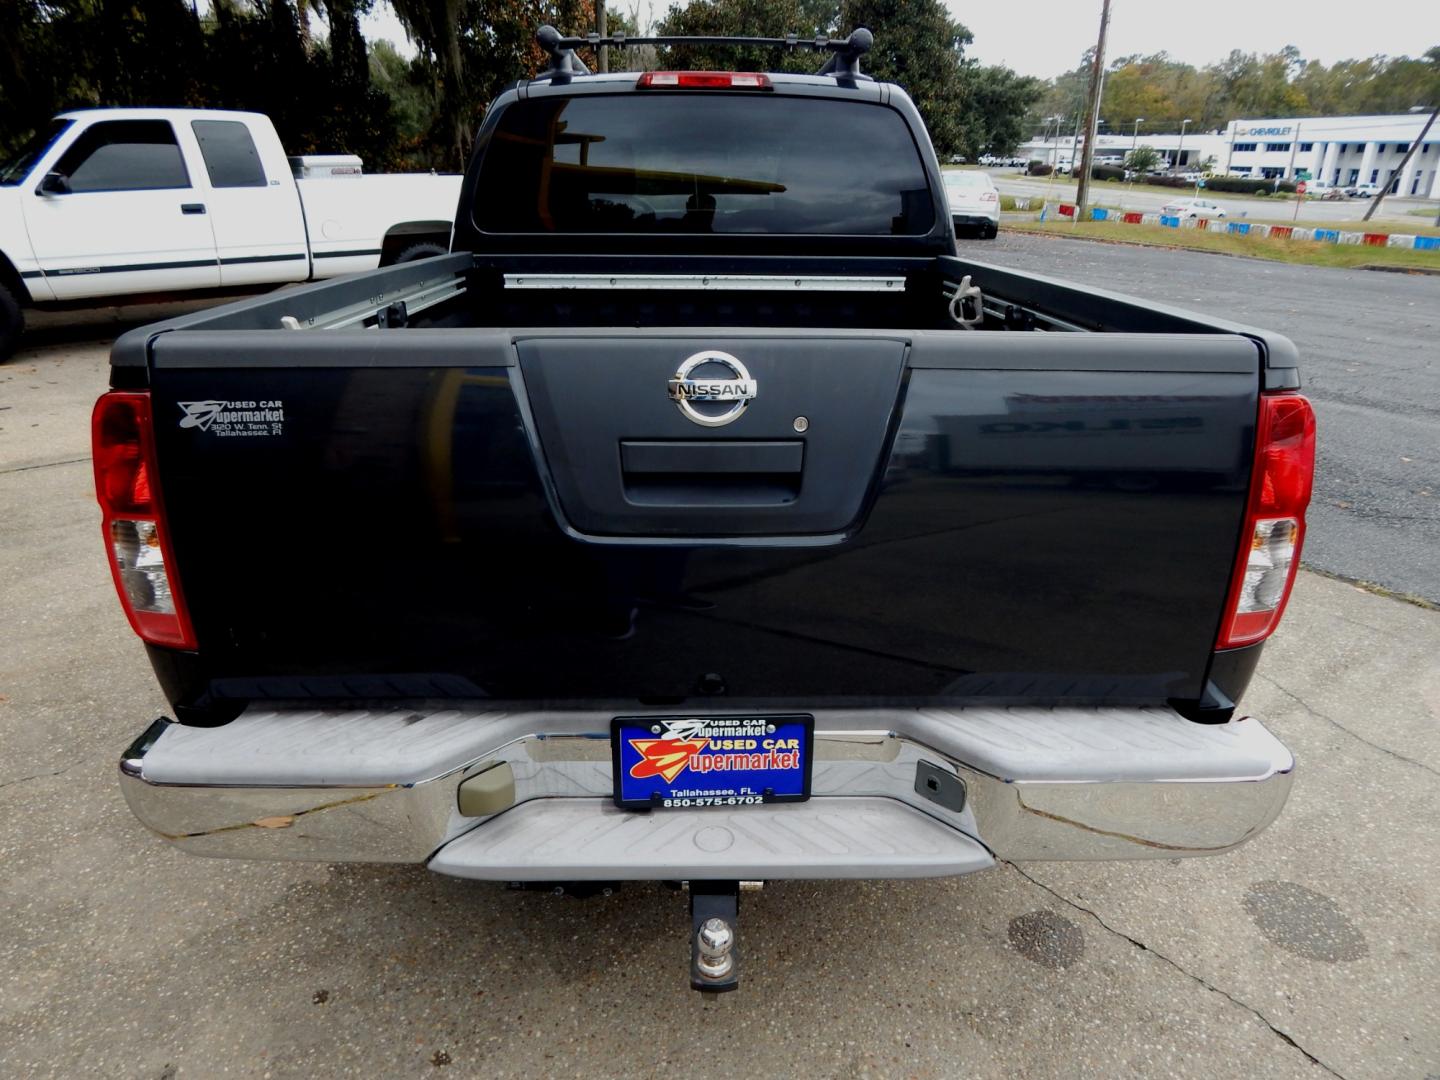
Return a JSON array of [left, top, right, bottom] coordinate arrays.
[[92, 391, 196, 649], [636, 71, 773, 90], [1217, 392, 1316, 649], [980, 192, 998, 204]]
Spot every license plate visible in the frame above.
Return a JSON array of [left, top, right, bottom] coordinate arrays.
[[611, 715, 813, 810]]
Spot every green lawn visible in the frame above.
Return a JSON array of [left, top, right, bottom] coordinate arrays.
[[943, 164, 1436, 227], [1235, 215, 1440, 238], [1075, 208, 1440, 238], [1009, 200, 1440, 238], [990, 172, 1280, 204], [1006, 218, 1440, 270]]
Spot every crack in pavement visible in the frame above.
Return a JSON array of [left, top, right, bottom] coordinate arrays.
[[1255, 672, 1440, 780], [1005, 861, 1348, 1079], [0, 456, 90, 476], [0, 759, 91, 791]]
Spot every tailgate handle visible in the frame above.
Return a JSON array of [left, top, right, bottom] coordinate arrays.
[[620, 441, 803, 508], [621, 440, 802, 475]]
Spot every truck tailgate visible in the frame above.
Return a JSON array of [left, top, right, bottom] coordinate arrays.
[[144, 327, 1259, 710]]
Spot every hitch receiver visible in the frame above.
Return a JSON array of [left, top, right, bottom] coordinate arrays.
[[689, 881, 740, 992]]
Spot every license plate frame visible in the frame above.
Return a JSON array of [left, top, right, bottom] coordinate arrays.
[[611, 714, 814, 810]]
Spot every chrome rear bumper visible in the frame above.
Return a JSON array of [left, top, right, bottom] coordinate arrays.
[[119, 705, 1294, 879]]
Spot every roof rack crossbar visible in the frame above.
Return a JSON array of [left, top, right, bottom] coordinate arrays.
[[534, 25, 874, 81]]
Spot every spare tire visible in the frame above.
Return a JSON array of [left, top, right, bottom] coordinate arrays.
[[0, 282, 23, 363]]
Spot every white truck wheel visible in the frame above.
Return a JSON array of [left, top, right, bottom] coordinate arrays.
[[393, 241, 449, 264], [0, 283, 24, 363]]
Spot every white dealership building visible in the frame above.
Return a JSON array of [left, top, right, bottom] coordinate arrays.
[[1017, 112, 1440, 198], [1221, 115, 1438, 195]]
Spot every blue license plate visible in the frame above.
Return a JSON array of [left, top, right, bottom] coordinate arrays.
[[612, 715, 813, 809]]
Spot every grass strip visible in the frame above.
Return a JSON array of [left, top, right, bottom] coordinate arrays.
[[1006, 219, 1440, 270]]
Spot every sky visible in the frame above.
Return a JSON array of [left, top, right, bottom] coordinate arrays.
[[359, 0, 1439, 79], [953, 0, 1436, 77]]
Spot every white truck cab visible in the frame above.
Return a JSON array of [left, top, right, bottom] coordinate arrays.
[[0, 108, 460, 357]]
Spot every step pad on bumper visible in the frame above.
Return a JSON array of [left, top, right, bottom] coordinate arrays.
[[119, 707, 1293, 866], [428, 798, 994, 881]]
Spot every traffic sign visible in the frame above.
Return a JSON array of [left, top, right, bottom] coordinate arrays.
[[1296, 181, 1308, 195]]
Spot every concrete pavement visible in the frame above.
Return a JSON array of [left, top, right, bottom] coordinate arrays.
[[2, 313, 1437, 1079]]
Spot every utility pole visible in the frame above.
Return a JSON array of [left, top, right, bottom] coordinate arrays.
[[1176, 118, 1191, 171], [1126, 117, 1144, 187], [1283, 121, 1304, 217], [597, 2, 608, 72], [1045, 116, 1062, 199], [1073, 0, 1111, 222], [1365, 102, 1438, 223]]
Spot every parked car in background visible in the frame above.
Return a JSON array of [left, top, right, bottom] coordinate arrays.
[[942, 168, 1000, 238], [0, 107, 460, 360], [1160, 197, 1228, 219], [1351, 183, 1382, 198]]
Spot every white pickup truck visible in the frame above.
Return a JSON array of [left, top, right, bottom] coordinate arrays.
[[0, 107, 461, 359]]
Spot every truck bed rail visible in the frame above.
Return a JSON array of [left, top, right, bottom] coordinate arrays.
[[109, 253, 471, 368]]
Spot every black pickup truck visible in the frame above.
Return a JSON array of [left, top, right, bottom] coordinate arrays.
[[100, 29, 1314, 991]]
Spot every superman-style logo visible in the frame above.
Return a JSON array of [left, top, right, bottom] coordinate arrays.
[[627, 738, 709, 783]]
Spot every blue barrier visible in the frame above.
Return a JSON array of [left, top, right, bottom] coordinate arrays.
[[1228, 222, 1250, 235], [1312, 229, 1340, 243], [1091, 208, 1108, 220], [1415, 236, 1440, 251], [1159, 215, 1180, 228]]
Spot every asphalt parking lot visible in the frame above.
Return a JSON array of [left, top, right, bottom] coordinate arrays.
[[979, 231, 1440, 606], [2, 263, 1438, 1078]]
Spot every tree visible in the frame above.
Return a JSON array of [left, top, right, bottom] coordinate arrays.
[[319, 0, 374, 92], [657, 0, 1035, 158], [3, 0, 1424, 184], [370, 38, 437, 161], [656, 0, 835, 73], [839, 0, 973, 154], [388, 0, 475, 168], [390, 0, 595, 170], [0, 0, 409, 169], [1125, 145, 1160, 173], [964, 64, 1044, 157]]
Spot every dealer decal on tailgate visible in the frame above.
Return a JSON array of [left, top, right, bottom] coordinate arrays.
[[611, 715, 813, 809]]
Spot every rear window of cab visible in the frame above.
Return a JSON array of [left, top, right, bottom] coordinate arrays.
[[473, 94, 936, 236]]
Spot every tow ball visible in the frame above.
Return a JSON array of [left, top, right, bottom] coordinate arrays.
[[689, 881, 741, 993]]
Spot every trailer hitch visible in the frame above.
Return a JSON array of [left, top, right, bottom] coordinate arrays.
[[689, 881, 741, 993]]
